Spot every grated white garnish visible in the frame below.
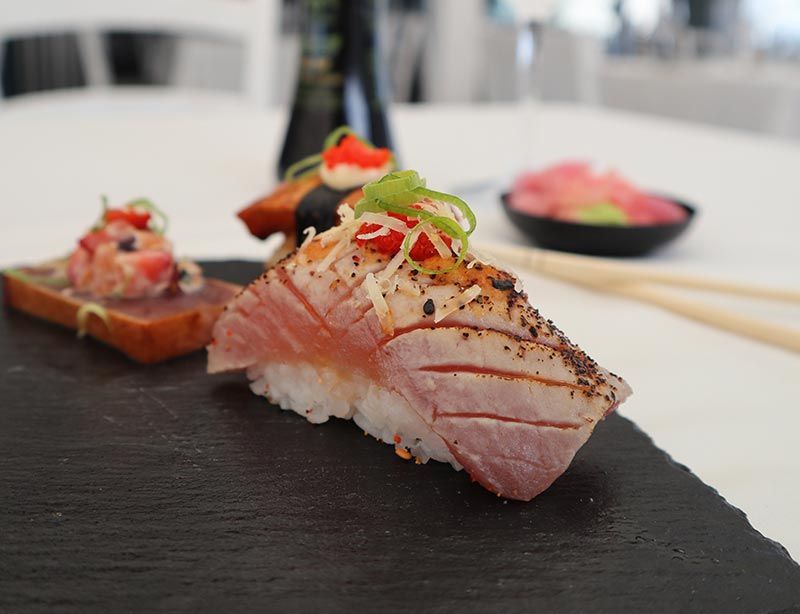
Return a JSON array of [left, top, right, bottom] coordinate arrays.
[[337, 203, 355, 224], [319, 219, 357, 247], [299, 226, 316, 251], [425, 227, 452, 258], [434, 285, 482, 324], [356, 226, 391, 241], [376, 250, 406, 284], [378, 274, 399, 295], [418, 199, 441, 215], [363, 272, 394, 335], [396, 276, 421, 296], [316, 236, 348, 273], [358, 212, 411, 234]]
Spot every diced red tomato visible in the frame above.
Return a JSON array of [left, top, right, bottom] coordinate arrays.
[[356, 212, 451, 261], [322, 134, 392, 169], [78, 230, 110, 254], [105, 207, 151, 229], [131, 251, 174, 282]]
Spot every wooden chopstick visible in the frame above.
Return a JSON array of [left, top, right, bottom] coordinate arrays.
[[599, 282, 800, 353], [478, 242, 800, 304], [476, 242, 800, 353]]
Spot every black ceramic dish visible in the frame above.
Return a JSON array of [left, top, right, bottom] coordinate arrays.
[[500, 192, 696, 257]]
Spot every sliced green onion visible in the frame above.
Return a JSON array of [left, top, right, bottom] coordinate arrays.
[[363, 170, 425, 201], [323, 125, 357, 149], [413, 187, 476, 235], [283, 153, 323, 182], [76, 302, 111, 338], [126, 198, 169, 235], [90, 195, 110, 231], [400, 215, 469, 275], [3, 267, 70, 288], [354, 171, 477, 274]]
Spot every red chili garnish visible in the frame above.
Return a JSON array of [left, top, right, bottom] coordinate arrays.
[[105, 207, 151, 230], [78, 230, 109, 254], [322, 134, 392, 169], [356, 212, 451, 261]]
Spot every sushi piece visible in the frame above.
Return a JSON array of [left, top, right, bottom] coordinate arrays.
[[3, 197, 239, 363], [208, 171, 631, 500], [238, 127, 395, 254]]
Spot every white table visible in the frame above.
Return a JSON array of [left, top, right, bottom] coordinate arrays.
[[2, 92, 799, 560]]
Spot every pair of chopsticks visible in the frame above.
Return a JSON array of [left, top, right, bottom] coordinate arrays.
[[477, 242, 800, 354]]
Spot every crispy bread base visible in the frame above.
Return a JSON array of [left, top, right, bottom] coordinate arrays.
[[3, 274, 240, 364]]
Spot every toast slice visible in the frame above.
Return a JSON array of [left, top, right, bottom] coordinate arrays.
[[3, 266, 240, 364]]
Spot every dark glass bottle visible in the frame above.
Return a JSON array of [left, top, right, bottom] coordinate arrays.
[[277, 0, 394, 178]]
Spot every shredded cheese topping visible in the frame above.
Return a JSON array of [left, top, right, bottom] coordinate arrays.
[[305, 201, 490, 335], [434, 285, 482, 324], [363, 272, 394, 335], [425, 227, 451, 258], [299, 226, 317, 251], [316, 236, 348, 273], [357, 211, 411, 234], [375, 250, 406, 285], [396, 276, 421, 296], [356, 226, 391, 241], [337, 203, 355, 225]]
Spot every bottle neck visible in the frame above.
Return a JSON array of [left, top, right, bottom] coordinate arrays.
[[295, 0, 386, 104]]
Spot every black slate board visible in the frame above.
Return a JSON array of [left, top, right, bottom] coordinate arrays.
[[1, 261, 798, 613]]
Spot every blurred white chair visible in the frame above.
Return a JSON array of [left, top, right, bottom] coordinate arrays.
[[423, 0, 484, 102], [0, 0, 279, 107], [598, 57, 800, 139]]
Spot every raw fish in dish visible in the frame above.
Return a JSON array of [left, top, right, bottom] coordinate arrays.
[[510, 162, 687, 226], [208, 171, 631, 500]]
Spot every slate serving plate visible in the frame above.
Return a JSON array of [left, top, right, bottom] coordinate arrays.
[[500, 193, 696, 256], [1, 261, 798, 613]]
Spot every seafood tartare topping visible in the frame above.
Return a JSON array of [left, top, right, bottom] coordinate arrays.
[[304, 170, 495, 334], [67, 197, 203, 299], [283, 126, 395, 191]]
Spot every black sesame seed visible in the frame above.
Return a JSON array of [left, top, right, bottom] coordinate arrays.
[[490, 277, 514, 291], [117, 237, 136, 252]]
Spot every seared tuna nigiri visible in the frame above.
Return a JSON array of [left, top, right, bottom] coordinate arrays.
[[208, 172, 631, 500]]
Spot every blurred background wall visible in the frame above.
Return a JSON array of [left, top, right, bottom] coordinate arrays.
[[3, 0, 800, 139]]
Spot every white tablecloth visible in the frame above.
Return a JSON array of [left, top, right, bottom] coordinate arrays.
[[1, 92, 799, 560]]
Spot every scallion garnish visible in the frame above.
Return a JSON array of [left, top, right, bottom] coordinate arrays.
[[125, 198, 169, 235], [3, 267, 69, 288], [354, 170, 476, 274], [283, 153, 323, 182], [76, 302, 111, 338]]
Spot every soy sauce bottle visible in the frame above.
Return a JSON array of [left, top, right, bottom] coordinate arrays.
[[277, 0, 394, 178]]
